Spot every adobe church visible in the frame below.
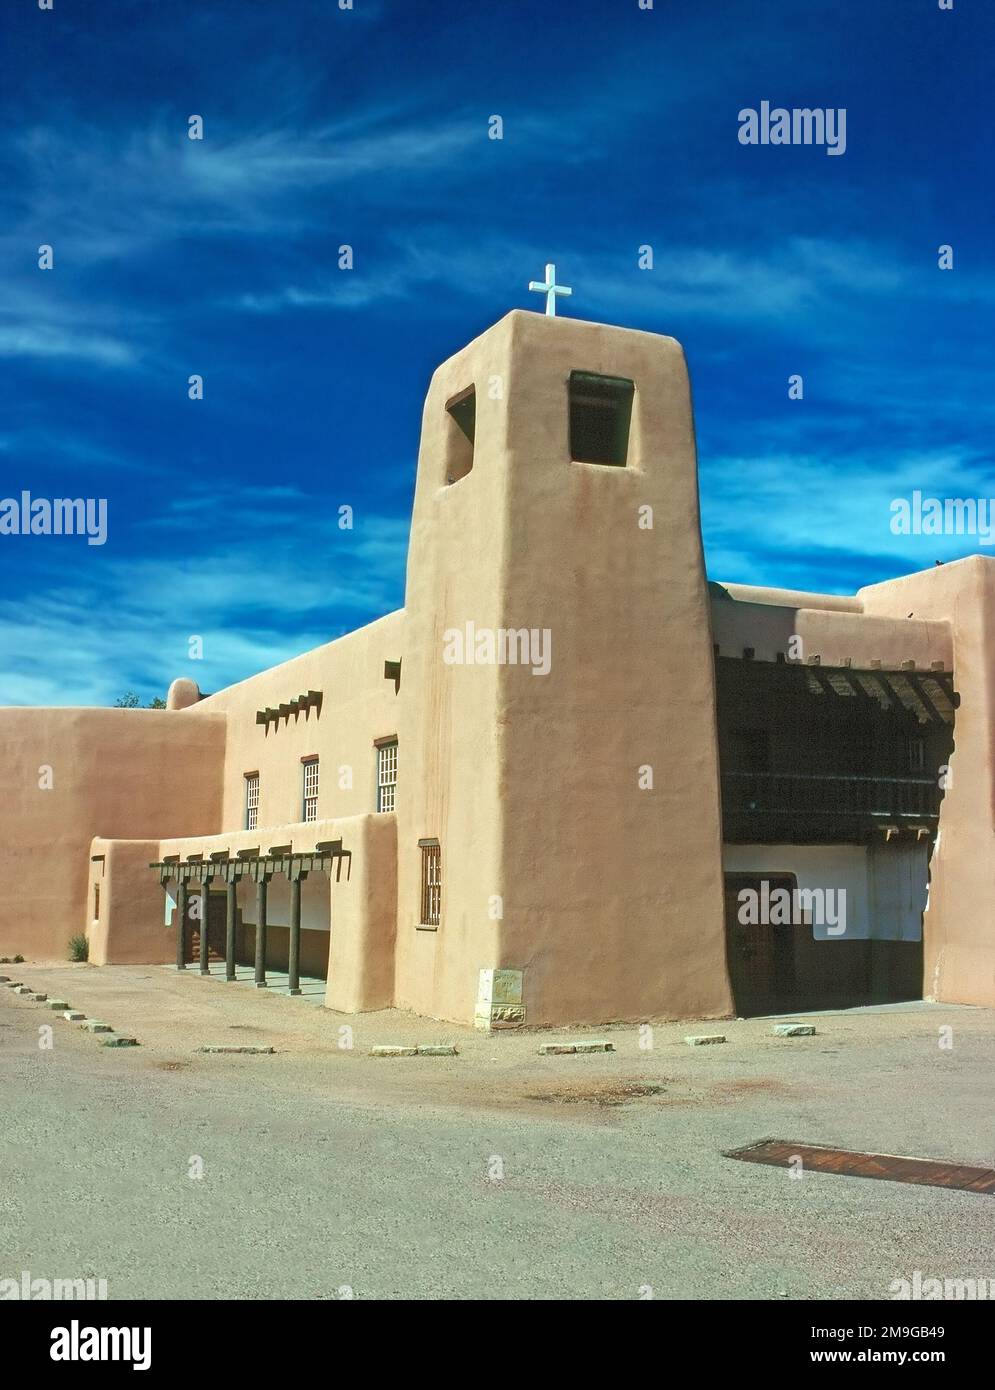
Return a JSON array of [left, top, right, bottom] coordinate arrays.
[[1, 306, 992, 1026]]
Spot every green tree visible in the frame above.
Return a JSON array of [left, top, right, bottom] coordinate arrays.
[[114, 693, 167, 709]]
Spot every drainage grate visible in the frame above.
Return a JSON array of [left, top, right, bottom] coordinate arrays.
[[725, 1139, 995, 1194]]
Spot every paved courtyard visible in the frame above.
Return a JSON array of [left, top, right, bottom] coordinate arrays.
[[2, 962, 993, 1300]]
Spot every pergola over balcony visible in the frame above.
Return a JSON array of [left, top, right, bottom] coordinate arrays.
[[715, 656, 957, 845]]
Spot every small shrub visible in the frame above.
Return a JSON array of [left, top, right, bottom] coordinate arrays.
[[68, 936, 89, 963], [13, 954, 24, 964]]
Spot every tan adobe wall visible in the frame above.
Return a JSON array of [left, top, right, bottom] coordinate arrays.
[[716, 583, 863, 613], [87, 837, 164, 965], [711, 596, 953, 671], [0, 708, 225, 961], [398, 311, 731, 1026], [497, 313, 730, 1024], [858, 555, 995, 1005], [395, 316, 511, 1022], [185, 610, 405, 833]]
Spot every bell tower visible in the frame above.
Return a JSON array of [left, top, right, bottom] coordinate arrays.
[[395, 309, 732, 1027]]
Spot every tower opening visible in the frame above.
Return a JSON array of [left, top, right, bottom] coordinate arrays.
[[569, 371, 634, 466], [444, 386, 476, 483]]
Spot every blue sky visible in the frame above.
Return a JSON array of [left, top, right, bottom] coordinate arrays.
[[1, 0, 992, 705]]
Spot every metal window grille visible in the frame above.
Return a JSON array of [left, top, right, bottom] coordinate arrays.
[[245, 774, 259, 830], [377, 741, 398, 813], [303, 758, 319, 822], [420, 842, 441, 926], [93, 884, 100, 920]]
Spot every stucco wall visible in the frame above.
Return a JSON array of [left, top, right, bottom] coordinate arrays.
[[88, 837, 167, 965], [394, 315, 512, 1023], [187, 610, 405, 833], [722, 843, 927, 942], [397, 312, 732, 1026], [859, 555, 995, 1004], [325, 811, 397, 1013], [711, 595, 952, 671], [496, 314, 730, 1025], [0, 709, 225, 961]]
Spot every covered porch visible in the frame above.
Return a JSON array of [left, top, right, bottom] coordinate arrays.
[[150, 843, 346, 996], [88, 812, 397, 1014]]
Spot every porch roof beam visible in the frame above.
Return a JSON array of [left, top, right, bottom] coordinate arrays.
[[149, 845, 345, 883]]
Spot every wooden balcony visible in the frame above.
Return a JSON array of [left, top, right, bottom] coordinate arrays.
[[722, 771, 942, 844]]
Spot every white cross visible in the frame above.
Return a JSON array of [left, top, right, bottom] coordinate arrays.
[[528, 262, 572, 317]]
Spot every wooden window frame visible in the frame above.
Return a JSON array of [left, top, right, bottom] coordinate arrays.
[[376, 738, 398, 813], [418, 838, 441, 929], [244, 771, 260, 831], [301, 755, 319, 823]]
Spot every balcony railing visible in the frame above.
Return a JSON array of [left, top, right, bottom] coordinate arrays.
[[722, 771, 941, 823]]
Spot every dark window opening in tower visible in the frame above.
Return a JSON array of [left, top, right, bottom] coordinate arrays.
[[444, 386, 476, 483], [569, 371, 634, 466]]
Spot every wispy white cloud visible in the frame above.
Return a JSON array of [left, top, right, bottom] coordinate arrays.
[[0, 428, 157, 472], [232, 230, 995, 339], [0, 108, 572, 368], [702, 445, 995, 589], [0, 496, 409, 706], [0, 322, 137, 367], [5, 110, 554, 265]]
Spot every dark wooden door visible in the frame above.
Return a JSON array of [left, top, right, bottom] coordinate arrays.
[[724, 873, 797, 1016]]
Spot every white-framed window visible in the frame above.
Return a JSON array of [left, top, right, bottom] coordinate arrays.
[[302, 757, 319, 822], [244, 772, 259, 830], [419, 839, 441, 927], [377, 739, 398, 813]]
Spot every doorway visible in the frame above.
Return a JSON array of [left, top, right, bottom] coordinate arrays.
[[724, 872, 797, 1016]]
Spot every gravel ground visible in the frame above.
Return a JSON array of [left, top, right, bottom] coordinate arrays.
[[2, 963, 993, 1300]]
